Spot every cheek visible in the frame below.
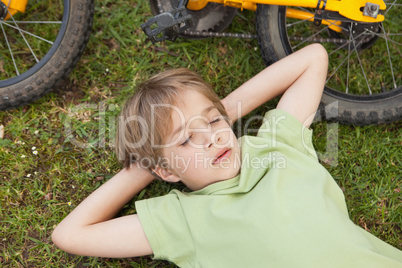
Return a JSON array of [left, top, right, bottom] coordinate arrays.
[[163, 148, 193, 172], [162, 149, 175, 169]]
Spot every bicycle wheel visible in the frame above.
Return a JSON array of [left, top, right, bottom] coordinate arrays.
[[0, 0, 94, 111], [256, 3, 401, 125]]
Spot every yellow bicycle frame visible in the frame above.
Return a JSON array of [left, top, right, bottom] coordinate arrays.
[[188, 0, 386, 33], [2, 0, 386, 33], [1, 0, 28, 20]]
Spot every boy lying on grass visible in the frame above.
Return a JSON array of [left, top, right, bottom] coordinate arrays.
[[52, 44, 402, 267]]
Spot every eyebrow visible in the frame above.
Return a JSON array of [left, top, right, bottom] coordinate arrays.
[[171, 105, 217, 138]]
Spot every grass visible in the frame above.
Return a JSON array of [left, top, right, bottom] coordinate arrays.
[[0, 0, 401, 267]]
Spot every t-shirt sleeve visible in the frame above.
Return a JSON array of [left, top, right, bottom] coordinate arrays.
[[135, 192, 195, 266], [256, 109, 318, 159]]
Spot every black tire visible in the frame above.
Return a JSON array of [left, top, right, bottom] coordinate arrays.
[[256, 5, 402, 125], [0, 0, 94, 111]]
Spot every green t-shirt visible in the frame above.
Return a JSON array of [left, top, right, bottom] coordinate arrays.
[[136, 109, 402, 268]]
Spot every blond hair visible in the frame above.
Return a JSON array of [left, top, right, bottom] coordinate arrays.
[[116, 68, 228, 170]]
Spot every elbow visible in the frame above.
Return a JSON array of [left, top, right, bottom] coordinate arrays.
[[52, 223, 76, 254], [51, 224, 66, 251], [52, 223, 91, 256]]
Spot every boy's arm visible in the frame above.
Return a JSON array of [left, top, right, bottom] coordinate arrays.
[[52, 165, 155, 258], [221, 44, 328, 127]]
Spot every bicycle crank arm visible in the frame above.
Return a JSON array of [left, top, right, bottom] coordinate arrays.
[[141, 6, 193, 43]]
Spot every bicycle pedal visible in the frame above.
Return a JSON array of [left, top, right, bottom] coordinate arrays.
[[141, 7, 193, 44]]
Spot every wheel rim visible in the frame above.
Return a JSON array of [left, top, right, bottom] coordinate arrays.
[[0, 0, 69, 87], [279, 2, 401, 102]]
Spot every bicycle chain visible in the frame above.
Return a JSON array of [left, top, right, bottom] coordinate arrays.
[[183, 30, 257, 39], [183, 30, 348, 44]]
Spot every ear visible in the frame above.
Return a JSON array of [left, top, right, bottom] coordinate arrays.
[[153, 166, 181, 183]]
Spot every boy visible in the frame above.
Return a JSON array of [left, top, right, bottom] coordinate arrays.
[[52, 44, 402, 267]]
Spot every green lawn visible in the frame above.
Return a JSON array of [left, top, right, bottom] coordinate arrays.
[[0, 0, 401, 267]]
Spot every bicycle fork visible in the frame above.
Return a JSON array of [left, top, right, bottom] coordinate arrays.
[[0, 0, 28, 20]]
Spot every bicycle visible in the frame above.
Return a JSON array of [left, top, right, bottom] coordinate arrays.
[[142, 0, 401, 125], [0, 0, 400, 126], [0, 0, 94, 110]]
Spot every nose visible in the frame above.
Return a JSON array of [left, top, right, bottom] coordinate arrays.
[[206, 134, 220, 149]]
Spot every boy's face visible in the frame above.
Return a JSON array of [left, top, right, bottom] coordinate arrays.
[[156, 89, 241, 191]]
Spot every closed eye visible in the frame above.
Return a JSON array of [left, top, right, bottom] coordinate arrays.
[[180, 117, 221, 146], [181, 134, 193, 146], [209, 117, 221, 124]]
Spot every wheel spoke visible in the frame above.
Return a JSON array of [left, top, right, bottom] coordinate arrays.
[[286, 16, 314, 28], [12, 21, 62, 24], [291, 18, 353, 50], [291, 24, 330, 50], [326, 45, 355, 86], [346, 25, 352, 93], [9, 11, 39, 63], [351, 35, 372, 94], [326, 36, 366, 87], [327, 30, 366, 56], [297, 6, 312, 13], [1, 21, 54, 45], [381, 23, 397, 89], [363, 29, 402, 47], [384, 0, 398, 15], [0, 23, 19, 76], [327, 41, 349, 56]]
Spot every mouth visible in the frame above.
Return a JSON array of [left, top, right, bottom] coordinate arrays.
[[213, 148, 232, 165]]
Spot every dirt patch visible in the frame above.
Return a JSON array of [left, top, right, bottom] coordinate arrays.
[[53, 79, 86, 105]]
